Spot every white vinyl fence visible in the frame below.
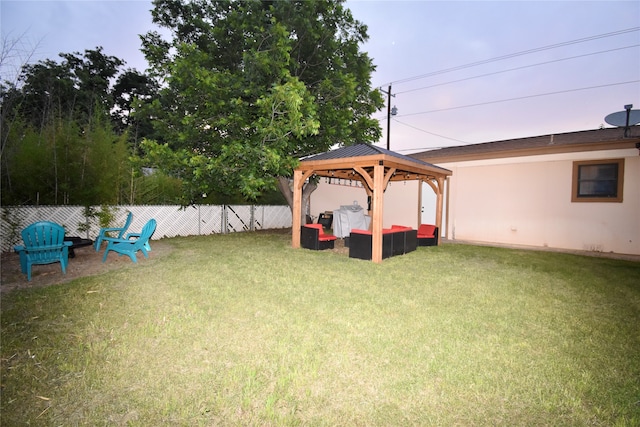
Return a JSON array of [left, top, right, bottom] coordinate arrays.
[[1, 205, 292, 252]]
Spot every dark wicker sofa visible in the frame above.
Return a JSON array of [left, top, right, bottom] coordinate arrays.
[[348, 226, 417, 260], [417, 224, 439, 246], [301, 224, 337, 250]]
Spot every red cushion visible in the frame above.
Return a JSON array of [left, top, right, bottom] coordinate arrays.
[[391, 225, 411, 231], [351, 229, 371, 235], [304, 223, 336, 240], [417, 224, 436, 237]]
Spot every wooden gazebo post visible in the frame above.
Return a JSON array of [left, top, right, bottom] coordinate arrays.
[[291, 169, 304, 249], [371, 161, 385, 263], [423, 177, 446, 238], [435, 176, 445, 233]]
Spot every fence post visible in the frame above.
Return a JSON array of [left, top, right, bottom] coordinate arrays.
[[250, 205, 255, 231], [222, 205, 227, 234]]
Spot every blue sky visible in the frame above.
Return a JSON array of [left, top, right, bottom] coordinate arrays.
[[2, 0, 639, 153]]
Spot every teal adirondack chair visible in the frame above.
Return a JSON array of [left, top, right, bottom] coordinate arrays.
[[102, 219, 157, 263], [94, 211, 133, 251], [14, 221, 72, 281]]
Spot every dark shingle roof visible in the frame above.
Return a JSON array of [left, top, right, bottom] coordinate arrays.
[[302, 143, 447, 171], [412, 127, 639, 163]]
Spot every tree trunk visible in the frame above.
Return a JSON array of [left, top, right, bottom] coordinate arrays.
[[277, 175, 318, 226]]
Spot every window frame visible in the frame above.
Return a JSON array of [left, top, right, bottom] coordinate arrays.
[[571, 158, 624, 203]]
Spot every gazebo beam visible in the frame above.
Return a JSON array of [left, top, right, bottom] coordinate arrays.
[[383, 167, 396, 189], [353, 166, 373, 190]]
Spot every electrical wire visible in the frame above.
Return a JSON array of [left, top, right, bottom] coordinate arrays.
[[382, 80, 639, 143], [380, 27, 639, 87], [391, 118, 469, 144], [372, 28, 639, 145], [397, 80, 640, 118], [395, 44, 640, 96]]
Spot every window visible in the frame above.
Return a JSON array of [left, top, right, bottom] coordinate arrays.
[[572, 159, 624, 202]]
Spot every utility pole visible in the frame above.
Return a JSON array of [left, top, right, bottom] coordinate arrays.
[[380, 85, 397, 150]]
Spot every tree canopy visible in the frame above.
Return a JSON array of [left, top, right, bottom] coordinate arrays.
[[140, 0, 384, 204], [0, 47, 177, 206], [1, 0, 384, 208]]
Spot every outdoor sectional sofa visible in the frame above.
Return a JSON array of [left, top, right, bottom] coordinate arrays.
[[417, 224, 439, 246], [348, 225, 417, 260], [300, 224, 337, 250]]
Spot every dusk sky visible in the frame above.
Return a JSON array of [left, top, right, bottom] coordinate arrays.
[[2, 0, 639, 153]]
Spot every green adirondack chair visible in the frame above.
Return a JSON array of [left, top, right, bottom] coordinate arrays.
[[14, 221, 72, 281], [102, 219, 157, 263]]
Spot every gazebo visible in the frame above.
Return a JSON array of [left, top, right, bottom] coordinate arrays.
[[291, 144, 452, 263]]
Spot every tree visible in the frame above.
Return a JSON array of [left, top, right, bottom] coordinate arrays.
[[1, 47, 150, 206], [1, 32, 42, 159], [14, 47, 124, 129], [140, 0, 383, 214], [1, 108, 133, 206], [111, 69, 158, 142]]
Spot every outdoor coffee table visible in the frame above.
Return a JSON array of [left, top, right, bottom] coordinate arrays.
[[64, 237, 93, 258]]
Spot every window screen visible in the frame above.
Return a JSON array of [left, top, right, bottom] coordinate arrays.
[[572, 159, 624, 202]]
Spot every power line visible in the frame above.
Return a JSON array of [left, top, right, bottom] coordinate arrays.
[[392, 118, 468, 144], [380, 27, 639, 87], [398, 80, 640, 118], [395, 44, 640, 96]]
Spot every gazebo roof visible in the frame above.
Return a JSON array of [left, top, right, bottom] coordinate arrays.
[[298, 143, 451, 183]]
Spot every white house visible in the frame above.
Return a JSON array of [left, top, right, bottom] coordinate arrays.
[[308, 127, 640, 257]]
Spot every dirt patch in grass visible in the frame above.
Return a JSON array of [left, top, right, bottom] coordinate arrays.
[[1, 228, 352, 294], [331, 237, 349, 255], [1, 240, 174, 294]]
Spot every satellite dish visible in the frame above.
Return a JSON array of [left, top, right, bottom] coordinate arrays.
[[605, 110, 640, 127], [604, 105, 640, 127]]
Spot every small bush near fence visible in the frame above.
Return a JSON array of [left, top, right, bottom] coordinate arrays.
[[1, 205, 292, 252]]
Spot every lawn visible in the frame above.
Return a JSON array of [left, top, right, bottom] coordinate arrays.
[[1, 231, 639, 425]]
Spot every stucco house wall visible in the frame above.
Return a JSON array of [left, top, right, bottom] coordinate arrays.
[[439, 148, 639, 255], [307, 128, 639, 256]]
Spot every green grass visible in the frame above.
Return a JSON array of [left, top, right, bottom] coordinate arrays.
[[2, 232, 639, 425]]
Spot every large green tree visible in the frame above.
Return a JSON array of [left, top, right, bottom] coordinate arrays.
[[139, 0, 383, 209]]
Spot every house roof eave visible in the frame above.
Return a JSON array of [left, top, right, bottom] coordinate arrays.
[[411, 127, 640, 164]]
